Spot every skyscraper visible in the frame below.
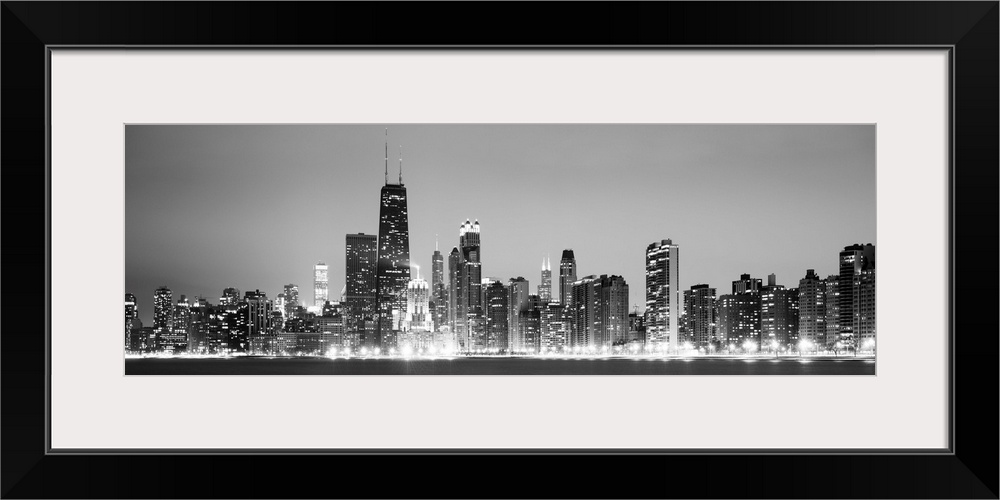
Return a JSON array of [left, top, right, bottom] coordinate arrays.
[[346, 233, 378, 345], [540, 302, 568, 352], [282, 284, 299, 318], [717, 273, 763, 350], [314, 262, 329, 308], [558, 249, 577, 307], [431, 244, 448, 335], [539, 256, 552, 302], [169, 295, 191, 351], [125, 293, 137, 351], [507, 277, 530, 352], [717, 293, 760, 349], [484, 280, 509, 352], [153, 286, 173, 352], [824, 275, 841, 349], [798, 269, 826, 347], [456, 220, 483, 351], [645, 239, 679, 353], [375, 130, 411, 350], [760, 274, 798, 350], [447, 246, 460, 340], [245, 289, 275, 355], [684, 284, 717, 348], [572, 274, 628, 350], [519, 296, 542, 354], [839, 244, 876, 351]]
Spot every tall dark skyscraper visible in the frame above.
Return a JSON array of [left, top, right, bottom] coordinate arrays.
[[431, 244, 448, 335], [539, 256, 552, 302], [456, 220, 483, 351], [245, 289, 275, 355], [645, 239, 679, 353], [153, 286, 173, 351], [375, 130, 411, 350], [507, 276, 530, 352], [558, 249, 577, 307], [558, 249, 577, 348], [684, 284, 717, 348], [170, 295, 191, 351], [447, 247, 460, 340], [484, 280, 509, 352], [346, 233, 378, 345], [839, 243, 876, 351]]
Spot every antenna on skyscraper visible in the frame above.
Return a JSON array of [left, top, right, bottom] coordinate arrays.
[[435, 234, 439, 251], [398, 145, 403, 184], [384, 128, 388, 185]]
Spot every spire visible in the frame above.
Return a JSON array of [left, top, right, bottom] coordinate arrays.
[[384, 128, 388, 185], [398, 145, 403, 184], [435, 234, 439, 251]]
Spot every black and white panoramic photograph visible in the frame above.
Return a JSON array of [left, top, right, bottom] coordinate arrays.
[[124, 124, 876, 375]]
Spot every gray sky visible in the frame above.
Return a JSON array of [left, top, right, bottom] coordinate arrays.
[[125, 124, 875, 324]]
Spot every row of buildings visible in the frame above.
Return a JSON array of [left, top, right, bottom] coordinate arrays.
[[125, 239, 875, 355], [125, 131, 875, 356]]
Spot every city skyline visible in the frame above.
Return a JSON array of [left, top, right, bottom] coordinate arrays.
[[125, 124, 875, 325]]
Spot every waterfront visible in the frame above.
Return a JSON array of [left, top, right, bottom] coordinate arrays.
[[125, 355, 874, 375]]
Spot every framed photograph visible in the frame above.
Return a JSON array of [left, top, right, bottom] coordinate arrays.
[[3, 2, 996, 498]]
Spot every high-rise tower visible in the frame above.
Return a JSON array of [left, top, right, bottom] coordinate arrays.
[[153, 286, 173, 351], [125, 293, 137, 351], [431, 243, 448, 335], [539, 256, 552, 302], [456, 220, 483, 351], [839, 243, 876, 351], [684, 284, 717, 348], [376, 129, 411, 350], [558, 250, 577, 307], [346, 233, 378, 346], [797, 269, 826, 347], [448, 247, 460, 341], [314, 262, 329, 307], [645, 239, 679, 353]]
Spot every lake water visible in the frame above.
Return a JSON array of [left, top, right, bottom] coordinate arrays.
[[125, 356, 875, 375]]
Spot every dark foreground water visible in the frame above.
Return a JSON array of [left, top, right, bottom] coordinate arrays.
[[126, 356, 874, 375]]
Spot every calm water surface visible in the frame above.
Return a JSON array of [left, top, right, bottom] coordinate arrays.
[[126, 356, 875, 375]]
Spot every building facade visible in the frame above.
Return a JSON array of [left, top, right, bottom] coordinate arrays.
[[431, 246, 448, 336], [645, 239, 680, 352], [839, 244, 876, 351], [484, 280, 509, 352], [314, 262, 329, 308], [760, 274, 799, 350], [572, 274, 629, 350], [797, 269, 826, 347], [153, 286, 173, 351], [683, 284, 717, 348], [125, 293, 137, 352], [455, 220, 483, 351], [507, 276, 530, 352], [346, 233, 378, 346], [539, 256, 552, 302], [375, 164, 411, 350]]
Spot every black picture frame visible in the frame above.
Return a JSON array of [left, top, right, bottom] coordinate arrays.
[[2, 2, 996, 498]]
